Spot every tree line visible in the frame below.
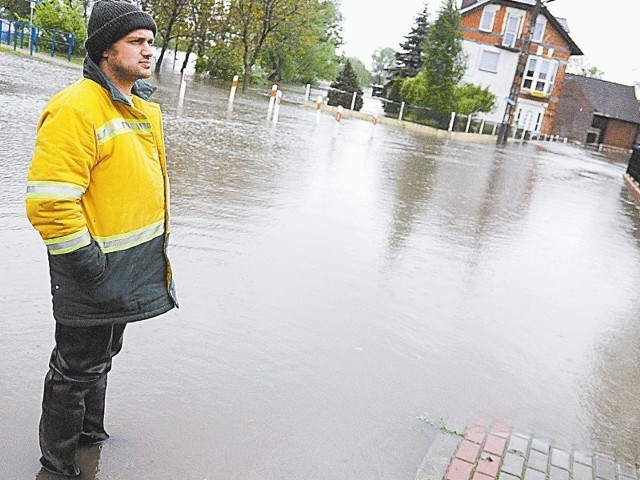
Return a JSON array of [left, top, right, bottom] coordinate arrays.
[[1, 0, 500, 123], [140, 0, 346, 92], [1, 0, 344, 92]]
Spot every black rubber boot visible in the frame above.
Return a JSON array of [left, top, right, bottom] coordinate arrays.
[[39, 369, 83, 477], [79, 373, 110, 446], [39, 323, 126, 473], [39, 370, 84, 476], [39, 456, 81, 477]]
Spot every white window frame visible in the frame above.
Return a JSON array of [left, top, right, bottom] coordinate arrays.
[[502, 13, 522, 48], [480, 5, 498, 32], [478, 50, 500, 73], [532, 16, 547, 43], [522, 56, 558, 95]]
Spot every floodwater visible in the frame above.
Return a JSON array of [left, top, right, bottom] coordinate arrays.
[[2, 51, 640, 479]]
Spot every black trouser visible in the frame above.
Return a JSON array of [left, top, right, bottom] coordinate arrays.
[[39, 322, 126, 469]]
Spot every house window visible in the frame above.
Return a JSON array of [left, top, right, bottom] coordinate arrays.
[[479, 50, 499, 72], [522, 57, 558, 94], [532, 17, 547, 43], [480, 6, 497, 32], [502, 14, 522, 48]]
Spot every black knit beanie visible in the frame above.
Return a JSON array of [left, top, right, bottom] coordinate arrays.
[[85, 0, 157, 63]]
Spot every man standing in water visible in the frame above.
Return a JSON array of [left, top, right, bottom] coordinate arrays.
[[25, 1, 177, 476]]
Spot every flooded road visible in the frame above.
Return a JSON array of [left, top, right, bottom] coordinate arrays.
[[2, 51, 640, 478]]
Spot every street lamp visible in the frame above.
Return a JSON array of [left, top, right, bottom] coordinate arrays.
[[496, 0, 555, 145]]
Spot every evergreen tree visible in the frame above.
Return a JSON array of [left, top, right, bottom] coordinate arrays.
[[383, 2, 429, 115], [327, 59, 363, 111], [389, 2, 430, 80], [401, 0, 465, 126]]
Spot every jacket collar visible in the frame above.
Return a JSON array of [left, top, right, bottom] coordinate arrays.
[[82, 56, 158, 105]]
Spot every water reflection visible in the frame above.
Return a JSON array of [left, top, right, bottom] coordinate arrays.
[[383, 139, 439, 262], [586, 317, 640, 464], [582, 188, 640, 463]]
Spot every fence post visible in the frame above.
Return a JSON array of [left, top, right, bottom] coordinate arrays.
[[350, 91, 357, 110], [399, 102, 405, 122], [480, 117, 486, 135], [492, 123, 498, 135], [465, 114, 472, 133], [50, 30, 56, 57], [304, 84, 311, 102], [448, 112, 456, 132], [67, 34, 74, 61], [31, 26, 37, 56]]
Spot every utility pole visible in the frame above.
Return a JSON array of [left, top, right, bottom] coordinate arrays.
[[496, 0, 545, 145]]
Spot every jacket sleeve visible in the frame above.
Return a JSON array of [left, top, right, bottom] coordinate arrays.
[[26, 103, 105, 281]]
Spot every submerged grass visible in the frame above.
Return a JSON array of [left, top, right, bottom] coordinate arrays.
[[417, 414, 466, 438]]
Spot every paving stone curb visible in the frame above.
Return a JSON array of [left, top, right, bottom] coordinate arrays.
[[440, 423, 639, 480]]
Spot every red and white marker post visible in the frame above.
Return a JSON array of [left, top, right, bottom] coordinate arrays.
[[228, 75, 239, 104], [315, 95, 323, 123], [272, 90, 283, 123], [267, 84, 278, 118]]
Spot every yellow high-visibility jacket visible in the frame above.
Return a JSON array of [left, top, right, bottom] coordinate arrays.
[[26, 58, 177, 326]]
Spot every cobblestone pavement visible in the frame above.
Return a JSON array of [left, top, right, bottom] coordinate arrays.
[[415, 421, 639, 480]]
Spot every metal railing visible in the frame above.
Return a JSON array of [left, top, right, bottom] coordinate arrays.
[[1, 18, 75, 61]]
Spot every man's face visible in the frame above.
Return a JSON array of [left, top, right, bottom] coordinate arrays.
[[102, 29, 155, 83]]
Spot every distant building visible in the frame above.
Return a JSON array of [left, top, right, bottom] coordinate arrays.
[[459, 0, 583, 134], [554, 75, 640, 150]]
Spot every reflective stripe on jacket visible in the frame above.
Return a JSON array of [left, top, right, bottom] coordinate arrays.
[[26, 57, 177, 326]]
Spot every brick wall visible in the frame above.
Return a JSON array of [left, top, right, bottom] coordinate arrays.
[[603, 120, 639, 150], [553, 78, 593, 141]]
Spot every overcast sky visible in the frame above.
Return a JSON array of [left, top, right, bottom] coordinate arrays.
[[339, 0, 640, 87]]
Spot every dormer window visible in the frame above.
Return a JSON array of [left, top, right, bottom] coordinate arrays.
[[502, 14, 522, 48], [532, 16, 547, 42], [480, 5, 498, 32]]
